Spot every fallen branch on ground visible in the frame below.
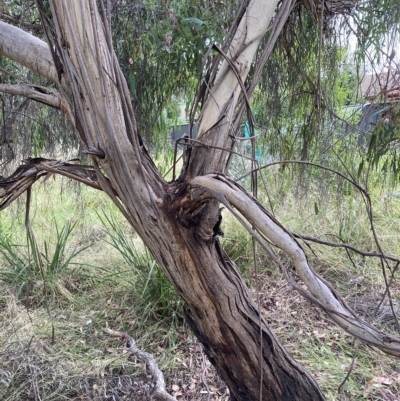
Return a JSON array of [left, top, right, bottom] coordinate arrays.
[[102, 327, 176, 401]]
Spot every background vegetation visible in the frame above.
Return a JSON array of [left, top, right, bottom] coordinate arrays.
[[1, 163, 400, 400], [1, 0, 400, 399]]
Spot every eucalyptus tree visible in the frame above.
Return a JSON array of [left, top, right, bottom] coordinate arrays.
[[1, 1, 400, 400], [110, 0, 239, 143]]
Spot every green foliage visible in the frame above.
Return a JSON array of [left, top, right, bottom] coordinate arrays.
[[231, 1, 400, 190], [112, 0, 239, 146], [364, 104, 400, 181], [0, 220, 90, 302], [99, 212, 184, 321], [252, 12, 357, 167], [350, 0, 400, 69]]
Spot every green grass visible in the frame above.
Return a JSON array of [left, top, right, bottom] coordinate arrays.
[[0, 171, 400, 400], [99, 211, 185, 324], [0, 220, 90, 304]]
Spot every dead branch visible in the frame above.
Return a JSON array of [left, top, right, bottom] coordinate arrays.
[[190, 174, 400, 358], [102, 327, 177, 401], [0, 157, 104, 210]]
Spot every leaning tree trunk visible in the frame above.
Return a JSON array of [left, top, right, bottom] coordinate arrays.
[[6, 0, 400, 400], [3, 0, 400, 399], [2, 0, 400, 399], [44, 1, 325, 399]]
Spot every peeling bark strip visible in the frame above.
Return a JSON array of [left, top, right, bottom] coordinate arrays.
[[1, 1, 400, 400]]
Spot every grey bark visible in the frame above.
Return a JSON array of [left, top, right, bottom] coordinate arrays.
[[2, 1, 393, 400]]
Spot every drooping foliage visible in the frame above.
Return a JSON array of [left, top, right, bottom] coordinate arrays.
[[112, 0, 242, 146], [1, 0, 400, 181], [240, 0, 400, 185]]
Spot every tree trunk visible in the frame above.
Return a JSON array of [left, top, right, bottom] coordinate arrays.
[[0, 0, 368, 398], [2, 0, 400, 397], [3, 1, 324, 399], [150, 217, 326, 400]]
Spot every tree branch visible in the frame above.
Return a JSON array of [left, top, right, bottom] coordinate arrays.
[[102, 327, 177, 401], [0, 158, 104, 210], [190, 174, 400, 358], [0, 12, 43, 32], [0, 21, 59, 85], [0, 84, 72, 117], [294, 233, 400, 264]]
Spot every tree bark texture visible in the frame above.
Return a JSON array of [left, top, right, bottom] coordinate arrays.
[[0, 1, 358, 400], [151, 217, 325, 401], [3, 0, 400, 398]]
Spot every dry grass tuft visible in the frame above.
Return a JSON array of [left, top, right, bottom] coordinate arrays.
[[0, 286, 229, 401], [1, 176, 400, 400]]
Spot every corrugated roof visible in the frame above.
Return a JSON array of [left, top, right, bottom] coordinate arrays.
[[361, 70, 400, 101]]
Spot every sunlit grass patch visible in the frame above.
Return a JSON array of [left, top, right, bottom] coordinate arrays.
[[1, 172, 400, 399]]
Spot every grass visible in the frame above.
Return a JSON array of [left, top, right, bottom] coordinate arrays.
[[0, 219, 90, 304], [0, 171, 400, 400]]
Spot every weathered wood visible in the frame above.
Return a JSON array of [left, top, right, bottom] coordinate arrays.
[[0, 1, 380, 400], [45, 3, 328, 397]]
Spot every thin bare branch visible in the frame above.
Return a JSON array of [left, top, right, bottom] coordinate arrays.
[[102, 327, 177, 401], [294, 233, 400, 264], [190, 174, 400, 358], [0, 158, 104, 210]]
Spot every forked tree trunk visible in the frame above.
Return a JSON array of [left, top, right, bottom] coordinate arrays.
[[2, 2, 400, 399], [45, 1, 326, 399], [0, 1, 331, 400]]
